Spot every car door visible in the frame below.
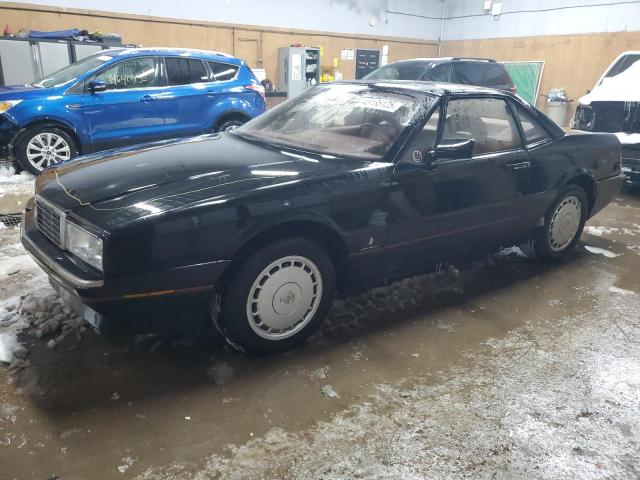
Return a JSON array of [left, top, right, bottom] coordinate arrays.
[[81, 56, 166, 151], [384, 96, 531, 277], [160, 56, 213, 138]]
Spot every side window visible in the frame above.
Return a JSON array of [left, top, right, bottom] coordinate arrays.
[[208, 61, 239, 81], [483, 64, 511, 89], [452, 62, 483, 85], [441, 98, 521, 156], [404, 106, 440, 163], [165, 57, 209, 86], [513, 103, 551, 145], [93, 57, 157, 90], [422, 64, 452, 82]]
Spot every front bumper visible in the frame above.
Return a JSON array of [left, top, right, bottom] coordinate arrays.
[[0, 114, 20, 161], [21, 199, 231, 334], [591, 174, 625, 217], [622, 146, 640, 185]]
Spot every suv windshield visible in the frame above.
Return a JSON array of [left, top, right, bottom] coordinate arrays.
[[33, 53, 115, 88], [235, 84, 428, 160]]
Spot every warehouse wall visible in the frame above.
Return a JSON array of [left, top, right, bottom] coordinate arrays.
[[441, 30, 640, 111], [442, 0, 640, 41], [0, 1, 439, 84], [440, 1, 640, 115], [7, 0, 445, 41]]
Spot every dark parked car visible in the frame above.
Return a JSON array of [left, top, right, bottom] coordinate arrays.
[[22, 81, 623, 353], [0, 47, 265, 174], [364, 57, 516, 93]]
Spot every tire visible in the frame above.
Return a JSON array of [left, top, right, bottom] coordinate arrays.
[[15, 126, 77, 175], [215, 237, 336, 354], [216, 119, 245, 132], [529, 185, 589, 260]]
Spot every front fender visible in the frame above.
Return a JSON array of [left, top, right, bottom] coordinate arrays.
[[224, 209, 345, 259]]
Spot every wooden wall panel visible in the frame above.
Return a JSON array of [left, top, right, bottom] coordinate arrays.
[[441, 31, 640, 114], [0, 2, 436, 87]]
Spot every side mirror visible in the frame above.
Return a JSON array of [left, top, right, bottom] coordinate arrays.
[[88, 80, 107, 93], [429, 138, 475, 162]]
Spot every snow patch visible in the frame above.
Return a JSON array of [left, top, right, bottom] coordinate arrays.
[[0, 166, 34, 185], [118, 456, 135, 474], [584, 225, 618, 237], [321, 384, 339, 399], [0, 333, 21, 364], [609, 286, 637, 296], [499, 246, 527, 258], [584, 246, 620, 258], [614, 132, 640, 146]]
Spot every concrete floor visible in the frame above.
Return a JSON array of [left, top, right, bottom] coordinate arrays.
[[1, 189, 639, 480]]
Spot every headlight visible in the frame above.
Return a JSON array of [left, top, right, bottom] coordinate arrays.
[[65, 222, 103, 271], [0, 100, 22, 114]]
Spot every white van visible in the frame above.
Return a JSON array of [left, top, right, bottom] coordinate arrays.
[[572, 51, 640, 184]]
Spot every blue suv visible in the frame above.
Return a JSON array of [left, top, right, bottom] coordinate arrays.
[[0, 47, 266, 174]]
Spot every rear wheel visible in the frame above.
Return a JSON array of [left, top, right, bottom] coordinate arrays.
[[526, 185, 588, 260], [15, 126, 77, 175], [215, 238, 335, 354]]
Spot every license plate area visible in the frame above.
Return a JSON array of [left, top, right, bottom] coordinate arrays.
[[50, 279, 102, 331]]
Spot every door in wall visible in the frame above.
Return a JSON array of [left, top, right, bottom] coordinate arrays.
[[355, 49, 380, 79], [233, 30, 261, 70]]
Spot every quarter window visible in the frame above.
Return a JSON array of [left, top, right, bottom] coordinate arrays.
[[483, 64, 512, 89], [165, 57, 209, 85], [452, 62, 484, 85], [513, 103, 551, 145], [208, 61, 239, 81], [93, 57, 157, 90], [441, 98, 521, 156]]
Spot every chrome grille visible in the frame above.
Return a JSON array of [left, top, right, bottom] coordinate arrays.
[[35, 198, 64, 247]]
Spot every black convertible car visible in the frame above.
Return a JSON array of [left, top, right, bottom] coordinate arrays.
[[22, 81, 624, 353]]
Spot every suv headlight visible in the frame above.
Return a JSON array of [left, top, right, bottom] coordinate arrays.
[[66, 222, 103, 271], [0, 100, 22, 114]]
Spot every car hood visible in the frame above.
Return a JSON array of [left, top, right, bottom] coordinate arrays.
[[0, 84, 58, 100], [579, 60, 640, 105], [36, 134, 362, 228]]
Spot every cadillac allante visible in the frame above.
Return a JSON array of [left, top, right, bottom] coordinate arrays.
[[22, 81, 624, 353]]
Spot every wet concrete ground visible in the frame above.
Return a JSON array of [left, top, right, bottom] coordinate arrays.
[[1, 190, 640, 479]]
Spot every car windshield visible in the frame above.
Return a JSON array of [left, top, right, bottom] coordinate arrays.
[[364, 61, 431, 81], [33, 53, 115, 88], [235, 84, 428, 160]]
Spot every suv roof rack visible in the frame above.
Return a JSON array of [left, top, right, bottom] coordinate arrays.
[[451, 57, 496, 63]]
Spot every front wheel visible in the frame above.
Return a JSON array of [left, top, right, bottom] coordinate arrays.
[[14, 126, 77, 175], [527, 185, 589, 260], [215, 238, 336, 354], [216, 119, 245, 132]]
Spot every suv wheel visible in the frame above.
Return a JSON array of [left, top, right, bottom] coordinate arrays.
[[215, 237, 335, 354], [15, 126, 77, 175], [217, 119, 245, 132]]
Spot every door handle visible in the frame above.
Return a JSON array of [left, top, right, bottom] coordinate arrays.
[[205, 89, 216, 97], [140, 95, 155, 103], [505, 161, 531, 170]]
